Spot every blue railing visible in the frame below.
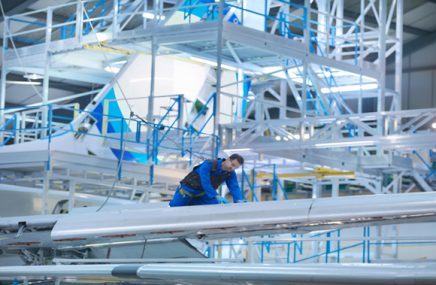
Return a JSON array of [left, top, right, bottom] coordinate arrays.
[[0, 102, 219, 177], [60, 0, 112, 40], [241, 164, 288, 202], [206, 226, 436, 264], [0, 114, 17, 146], [413, 150, 436, 180]]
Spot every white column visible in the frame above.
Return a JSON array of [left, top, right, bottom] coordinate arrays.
[[335, 0, 344, 60], [377, 0, 387, 114]]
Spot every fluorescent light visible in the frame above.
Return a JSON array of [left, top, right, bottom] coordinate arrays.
[[315, 140, 376, 148], [6, 80, 41, 86], [142, 12, 166, 20], [432, 122, 436, 129], [23, 73, 43, 80], [104, 66, 120, 73], [321, 83, 378, 93], [275, 135, 281, 141]]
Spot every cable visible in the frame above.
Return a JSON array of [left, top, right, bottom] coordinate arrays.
[[139, 237, 147, 259], [80, 3, 137, 211]]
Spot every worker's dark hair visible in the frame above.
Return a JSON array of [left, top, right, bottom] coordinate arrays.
[[229, 153, 244, 165]]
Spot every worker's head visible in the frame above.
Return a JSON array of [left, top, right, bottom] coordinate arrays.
[[222, 153, 244, 172]]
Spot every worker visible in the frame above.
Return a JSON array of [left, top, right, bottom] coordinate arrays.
[[169, 154, 245, 207]]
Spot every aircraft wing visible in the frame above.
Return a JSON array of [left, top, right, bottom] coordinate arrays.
[[1, 262, 435, 285]]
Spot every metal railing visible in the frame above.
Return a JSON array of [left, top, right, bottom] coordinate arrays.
[[0, 101, 219, 170], [3, 0, 379, 67], [204, 226, 436, 264]]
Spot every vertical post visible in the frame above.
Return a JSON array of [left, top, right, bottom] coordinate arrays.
[[14, 113, 20, 144], [280, 80, 287, 119], [393, 0, 403, 131], [0, 17, 7, 143], [148, 1, 158, 164], [213, 0, 224, 159], [20, 112, 26, 143], [113, 0, 120, 36], [75, 1, 84, 43], [358, 0, 365, 114], [325, 232, 331, 263], [42, 171, 51, 214], [336, 0, 344, 60], [272, 164, 277, 200], [102, 100, 109, 143], [301, 0, 311, 138], [332, 178, 339, 197], [118, 118, 124, 179], [0, 68, 6, 143], [377, 0, 387, 114], [394, 0, 403, 111], [68, 180, 76, 212], [147, 1, 157, 124], [42, 8, 53, 138], [312, 180, 320, 198], [374, 225, 382, 261], [316, 0, 328, 56], [177, 95, 184, 130]]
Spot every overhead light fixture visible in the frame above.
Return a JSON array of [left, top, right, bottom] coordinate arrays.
[[6, 80, 41, 86], [321, 83, 378, 93], [23, 73, 43, 80], [315, 140, 376, 148], [142, 12, 166, 20], [432, 122, 436, 129]]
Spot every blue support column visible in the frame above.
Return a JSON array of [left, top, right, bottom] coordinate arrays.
[[117, 118, 124, 180]]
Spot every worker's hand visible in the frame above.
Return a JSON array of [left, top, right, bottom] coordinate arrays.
[[216, 196, 229, 204]]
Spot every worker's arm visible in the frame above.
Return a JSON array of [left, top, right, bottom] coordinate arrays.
[[198, 161, 219, 199], [226, 171, 245, 202]]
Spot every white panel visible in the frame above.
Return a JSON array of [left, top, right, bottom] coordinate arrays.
[[112, 54, 212, 119], [242, 0, 269, 31]]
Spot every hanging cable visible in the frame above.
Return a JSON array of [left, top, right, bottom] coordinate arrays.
[[79, 3, 142, 212]]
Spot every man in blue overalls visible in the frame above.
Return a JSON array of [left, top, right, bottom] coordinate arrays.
[[169, 154, 245, 206]]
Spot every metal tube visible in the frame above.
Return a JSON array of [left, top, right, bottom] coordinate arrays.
[[394, 0, 403, 113], [377, 0, 387, 114], [213, 0, 225, 158], [41, 8, 53, 138]]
